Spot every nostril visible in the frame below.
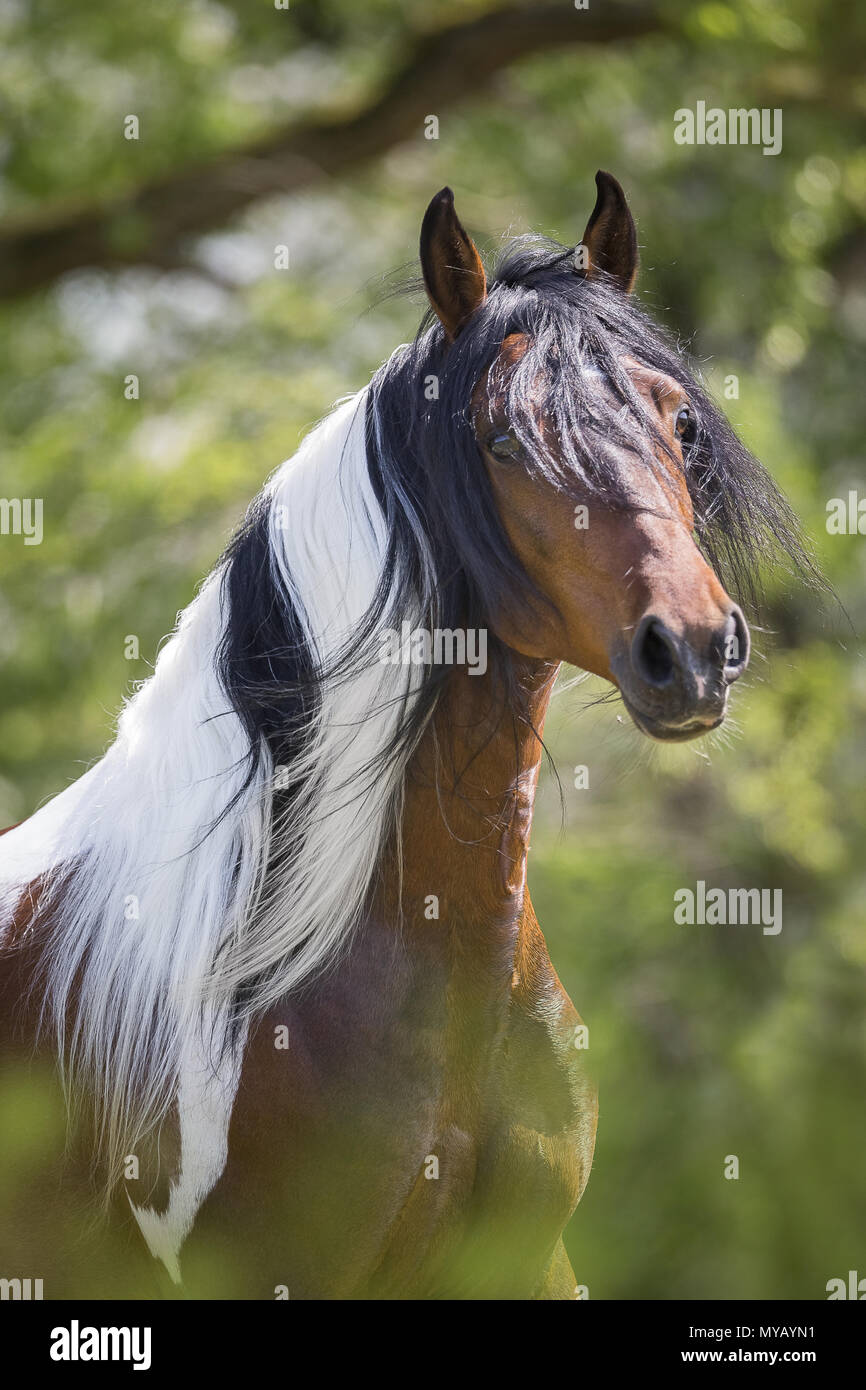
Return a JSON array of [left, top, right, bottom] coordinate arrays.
[[633, 616, 677, 688], [721, 606, 750, 683]]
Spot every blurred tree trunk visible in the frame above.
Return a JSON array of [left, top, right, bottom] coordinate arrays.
[[0, 4, 663, 299]]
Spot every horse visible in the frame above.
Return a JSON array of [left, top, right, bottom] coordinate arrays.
[[0, 172, 812, 1300]]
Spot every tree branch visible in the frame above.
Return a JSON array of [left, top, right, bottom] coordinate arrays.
[[0, 4, 664, 299]]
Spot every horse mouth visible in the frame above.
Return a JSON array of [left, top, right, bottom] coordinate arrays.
[[620, 694, 726, 743]]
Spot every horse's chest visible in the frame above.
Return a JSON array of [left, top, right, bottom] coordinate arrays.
[[181, 918, 596, 1297], [345, 979, 595, 1299]]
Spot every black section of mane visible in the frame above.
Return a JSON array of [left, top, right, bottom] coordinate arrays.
[[217, 498, 320, 794]]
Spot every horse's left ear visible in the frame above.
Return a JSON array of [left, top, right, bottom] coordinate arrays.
[[420, 187, 487, 339], [579, 170, 639, 294]]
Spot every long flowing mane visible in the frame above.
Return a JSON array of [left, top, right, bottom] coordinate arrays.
[[0, 234, 816, 1190]]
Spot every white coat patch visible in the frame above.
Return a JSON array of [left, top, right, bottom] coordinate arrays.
[[130, 1022, 246, 1283]]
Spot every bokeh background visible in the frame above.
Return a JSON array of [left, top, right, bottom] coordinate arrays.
[[1, 0, 864, 1298]]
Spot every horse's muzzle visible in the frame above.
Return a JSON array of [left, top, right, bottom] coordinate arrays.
[[613, 607, 750, 742]]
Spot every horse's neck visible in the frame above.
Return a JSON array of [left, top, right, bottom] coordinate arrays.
[[383, 656, 559, 952]]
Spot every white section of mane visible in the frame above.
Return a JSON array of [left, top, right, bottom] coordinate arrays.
[[0, 388, 429, 1276]]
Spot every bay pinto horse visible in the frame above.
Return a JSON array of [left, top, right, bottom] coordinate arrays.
[[0, 174, 809, 1299]]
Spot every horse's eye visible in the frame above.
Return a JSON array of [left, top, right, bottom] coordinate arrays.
[[486, 430, 522, 461], [675, 405, 695, 442]]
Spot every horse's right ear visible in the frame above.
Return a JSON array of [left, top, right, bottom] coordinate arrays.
[[420, 187, 487, 340], [579, 170, 639, 294]]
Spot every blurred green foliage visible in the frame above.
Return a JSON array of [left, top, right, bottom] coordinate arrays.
[[0, 0, 864, 1298]]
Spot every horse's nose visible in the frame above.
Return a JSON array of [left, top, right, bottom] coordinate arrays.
[[625, 606, 750, 737], [632, 607, 749, 692], [717, 606, 750, 684], [631, 616, 678, 689]]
